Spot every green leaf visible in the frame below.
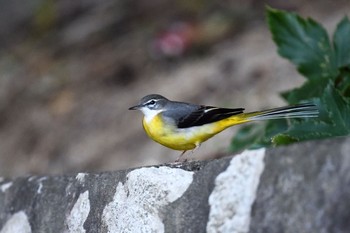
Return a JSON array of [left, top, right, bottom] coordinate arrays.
[[230, 119, 289, 153], [281, 79, 328, 103], [333, 16, 350, 67], [230, 9, 350, 153], [335, 67, 350, 97], [282, 83, 350, 140], [279, 118, 334, 141], [229, 123, 266, 152], [267, 7, 338, 80], [321, 82, 350, 132], [271, 134, 298, 145], [269, 117, 322, 145]]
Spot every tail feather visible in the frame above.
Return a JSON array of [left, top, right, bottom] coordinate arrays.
[[247, 103, 319, 121]]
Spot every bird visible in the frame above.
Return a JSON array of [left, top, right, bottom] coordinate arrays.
[[129, 94, 319, 161]]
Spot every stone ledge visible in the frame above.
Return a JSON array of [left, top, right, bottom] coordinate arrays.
[[0, 137, 349, 233]]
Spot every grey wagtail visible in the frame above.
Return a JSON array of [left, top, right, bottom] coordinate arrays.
[[129, 94, 319, 161]]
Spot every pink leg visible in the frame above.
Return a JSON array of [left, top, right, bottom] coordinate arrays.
[[175, 150, 187, 162]]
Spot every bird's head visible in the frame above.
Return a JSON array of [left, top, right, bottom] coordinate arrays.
[[129, 94, 169, 121]]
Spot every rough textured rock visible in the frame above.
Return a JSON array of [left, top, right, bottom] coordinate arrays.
[[0, 138, 350, 233], [250, 137, 350, 233]]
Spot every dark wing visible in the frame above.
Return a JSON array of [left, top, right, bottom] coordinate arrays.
[[176, 105, 244, 128]]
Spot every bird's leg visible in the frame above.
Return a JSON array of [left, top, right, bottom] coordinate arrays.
[[175, 150, 187, 162], [182, 143, 201, 162], [175, 143, 201, 162], [192, 143, 201, 153]]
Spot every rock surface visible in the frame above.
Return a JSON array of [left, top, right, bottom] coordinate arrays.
[[0, 138, 350, 232]]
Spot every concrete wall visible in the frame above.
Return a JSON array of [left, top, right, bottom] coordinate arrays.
[[1, 138, 350, 233]]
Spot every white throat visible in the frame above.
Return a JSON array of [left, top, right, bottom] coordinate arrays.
[[140, 107, 163, 123]]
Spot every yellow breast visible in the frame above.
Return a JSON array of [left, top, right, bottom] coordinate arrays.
[[142, 113, 250, 151], [142, 114, 205, 150]]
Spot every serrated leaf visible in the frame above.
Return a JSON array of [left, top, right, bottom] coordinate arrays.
[[230, 10, 350, 153], [267, 7, 338, 80], [281, 83, 350, 140], [334, 16, 350, 67], [280, 118, 335, 140], [322, 82, 350, 131], [281, 79, 328, 103], [335, 67, 350, 97]]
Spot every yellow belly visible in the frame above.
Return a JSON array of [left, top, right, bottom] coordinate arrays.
[[142, 114, 250, 151]]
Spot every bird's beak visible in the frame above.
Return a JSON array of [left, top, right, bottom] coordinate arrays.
[[128, 104, 142, 110]]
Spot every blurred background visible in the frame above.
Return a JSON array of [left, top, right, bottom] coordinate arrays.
[[0, 0, 349, 177]]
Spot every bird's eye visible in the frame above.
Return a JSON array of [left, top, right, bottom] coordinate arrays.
[[148, 100, 156, 105]]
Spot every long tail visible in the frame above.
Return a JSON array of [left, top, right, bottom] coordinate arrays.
[[245, 103, 319, 121]]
